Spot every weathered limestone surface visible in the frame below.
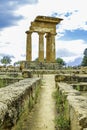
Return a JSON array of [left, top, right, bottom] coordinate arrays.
[[26, 16, 63, 62], [55, 74, 87, 83], [21, 61, 61, 70], [68, 95, 87, 130], [57, 82, 81, 96], [56, 82, 87, 130], [55, 74, 87, 91], [0, 78, 41, 129], [72, 83, 87, 91]]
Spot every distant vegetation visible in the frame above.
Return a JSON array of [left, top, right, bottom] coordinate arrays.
[[56, 57, 66, 66], [34, 57, 66, 66], [0, 56, 12, 66], [81, 48, 87, 66], [0, 48, 87, 68]]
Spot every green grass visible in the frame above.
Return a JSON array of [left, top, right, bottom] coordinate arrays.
[[0, 79, 8, 88], [76, 85, 80, 91], [55, 114, 70, 130], [53, 90, 70, 130]]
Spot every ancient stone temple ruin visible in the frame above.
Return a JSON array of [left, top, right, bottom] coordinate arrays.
[[20, 16, 63, 69], [26, 16, 63, 63]]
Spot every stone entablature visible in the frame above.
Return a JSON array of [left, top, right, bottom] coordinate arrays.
[[26, 16, 63, 62]]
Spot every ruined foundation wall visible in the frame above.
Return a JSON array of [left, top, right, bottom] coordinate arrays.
[[22, 61, 61, 70], [55, 74, 87, 83], [0, 78, 41, 129], [55, 82, 87, 130]]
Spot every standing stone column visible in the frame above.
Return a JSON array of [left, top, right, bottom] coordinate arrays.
[[26, 31, 32, 61], [45, 33, 51, 62], [38, 32, 44, 62], [46, 33, 56, 62], [50, 33, 56, 62]]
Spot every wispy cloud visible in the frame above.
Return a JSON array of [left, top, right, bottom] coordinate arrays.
[[67, 57, 82, 66], [56, 49, 76, 57], [56, 39, 87, 63]]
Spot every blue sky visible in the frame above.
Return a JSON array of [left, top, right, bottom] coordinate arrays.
[[0, 0, 87, 66], [59, 30, 87, 41]]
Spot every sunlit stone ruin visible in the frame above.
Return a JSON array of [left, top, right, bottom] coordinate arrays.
[[0, 15, 87, 130], [26, 16, 63, 62], [23, 16, 63, 69]]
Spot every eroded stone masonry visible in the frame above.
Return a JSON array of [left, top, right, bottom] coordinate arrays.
[[26, 16, 63, 62]]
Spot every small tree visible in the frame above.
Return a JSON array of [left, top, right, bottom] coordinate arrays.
[[81, 48, 87, 66], [84, 48, 87, 56], [56, 57, 66, 66], [0, 56, 12, 66]]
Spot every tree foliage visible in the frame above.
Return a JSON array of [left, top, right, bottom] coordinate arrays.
[[0, 56, 11, 66], [81, 48, 87, 66], [84, 48, 87, 56], [56, 57, 66, 66]]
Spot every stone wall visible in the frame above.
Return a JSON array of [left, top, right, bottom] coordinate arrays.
[[0, 78, 41, 129], [21, 61, 61, 70], [0, 78, 23, 88], [55, 82, 87, 130], [55, 74, 87, 91], [22, 69, 87, 76], [55, 74, 87, 83], [0, 66, 20, 72]]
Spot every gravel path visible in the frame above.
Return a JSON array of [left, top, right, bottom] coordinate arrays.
[[28, 75, 56, 130], [12, 75, 56, 130]]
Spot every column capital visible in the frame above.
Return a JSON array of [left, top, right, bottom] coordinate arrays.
[[51, 32, 57, 35], [45, 32, 57, 38], [45, 33, 51, 38], [25, 30, 33, 34], [48, 32, 57, 35], [38, 32, 45, 35]]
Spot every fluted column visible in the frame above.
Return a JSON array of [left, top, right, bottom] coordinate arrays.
[[46, 33, 51, 62], [26, 31, 32, 61], [50, 33, 56, 62], [46, 33, 56, 62], [38, 32, 44, 62]]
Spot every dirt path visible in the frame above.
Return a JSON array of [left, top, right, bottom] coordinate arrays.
[[13, 75, 56, 130]]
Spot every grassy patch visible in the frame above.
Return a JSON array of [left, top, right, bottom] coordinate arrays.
[[0, 79, 8, 88], [53, 90, 70, 130], [55, 115, 70, 130], [76, 85, 80, 91]]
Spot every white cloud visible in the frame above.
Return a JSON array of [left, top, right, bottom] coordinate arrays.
[[56, 40, 87, 62], [0, 0, 87, 65]]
